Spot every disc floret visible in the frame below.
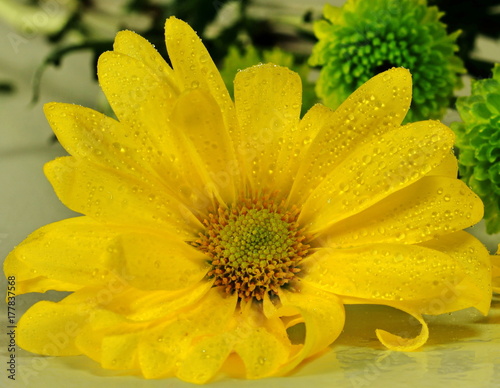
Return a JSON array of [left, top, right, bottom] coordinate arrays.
[[193, 197, 310, 301]]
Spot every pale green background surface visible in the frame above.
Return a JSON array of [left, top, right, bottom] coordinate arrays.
[[1, 1, 500, 387]]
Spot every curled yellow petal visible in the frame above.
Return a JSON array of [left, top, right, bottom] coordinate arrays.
[[277, 285, 345, 375], [374, 305, 429, 351], [339, 296, 429, 351]]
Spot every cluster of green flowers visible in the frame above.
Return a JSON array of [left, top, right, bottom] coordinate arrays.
[[452, 64, 500, 234], [309, 0, 464, 123]]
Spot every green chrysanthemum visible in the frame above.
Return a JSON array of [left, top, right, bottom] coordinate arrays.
[[221, 45, 317, 115], [310, 0, 465, 123], [451, 63, 500, 234]]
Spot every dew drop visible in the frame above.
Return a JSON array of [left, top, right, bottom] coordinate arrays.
[[395, 232, 406, 241], [338, 181, 350, 192]]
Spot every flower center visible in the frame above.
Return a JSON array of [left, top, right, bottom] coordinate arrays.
[[192, 197, 310, 301]]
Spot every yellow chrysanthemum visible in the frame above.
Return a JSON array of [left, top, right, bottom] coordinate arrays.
[[4, 17, 492, 383]]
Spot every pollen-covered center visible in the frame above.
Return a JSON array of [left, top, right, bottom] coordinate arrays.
[[193, 198, 310, 301]]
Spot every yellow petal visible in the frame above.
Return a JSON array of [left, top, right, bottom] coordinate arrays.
[[341, 297, 429, 351], [224, 302, 292, 379], [4, 247, 80, 295], [101, 331, 141, 370], [277, 285, 345, 374], [138, 289, 237, 379], [44, 103, 143, 170], [177, 333, 235, 383], [75, 307, 138, 363], [98, 50, 176, 129], [6, 276, 80, 296], [262, 292, 279, 319], [5, 217, 125, 292], [17, 289, 98, 356], [276, 104, 333, 194], [376, 309, 428, 351], [170, 89, 240, 205], [113, 29, 179, 94], [96, 52, 219, 209], [300, 120, 455, 233], [137, 345, 172, 379], [44, 102, 188, 197], [302, 243, 476, 308], [117, 231, 209, 291], [426, 151, 458, 178], [123, 281, 212, 322], [321, 176, 483, 247], [164, 17, 235, 131], [234, 64, 301, 191], [17, 301, 86, 356], [45, 156, 202, 238], [418, 231, 492, 315], [234, 327, 290, 379], [289, 67, 412, 206]]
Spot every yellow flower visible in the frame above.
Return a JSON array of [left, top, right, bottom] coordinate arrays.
[[4, 17, 492, 383]]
